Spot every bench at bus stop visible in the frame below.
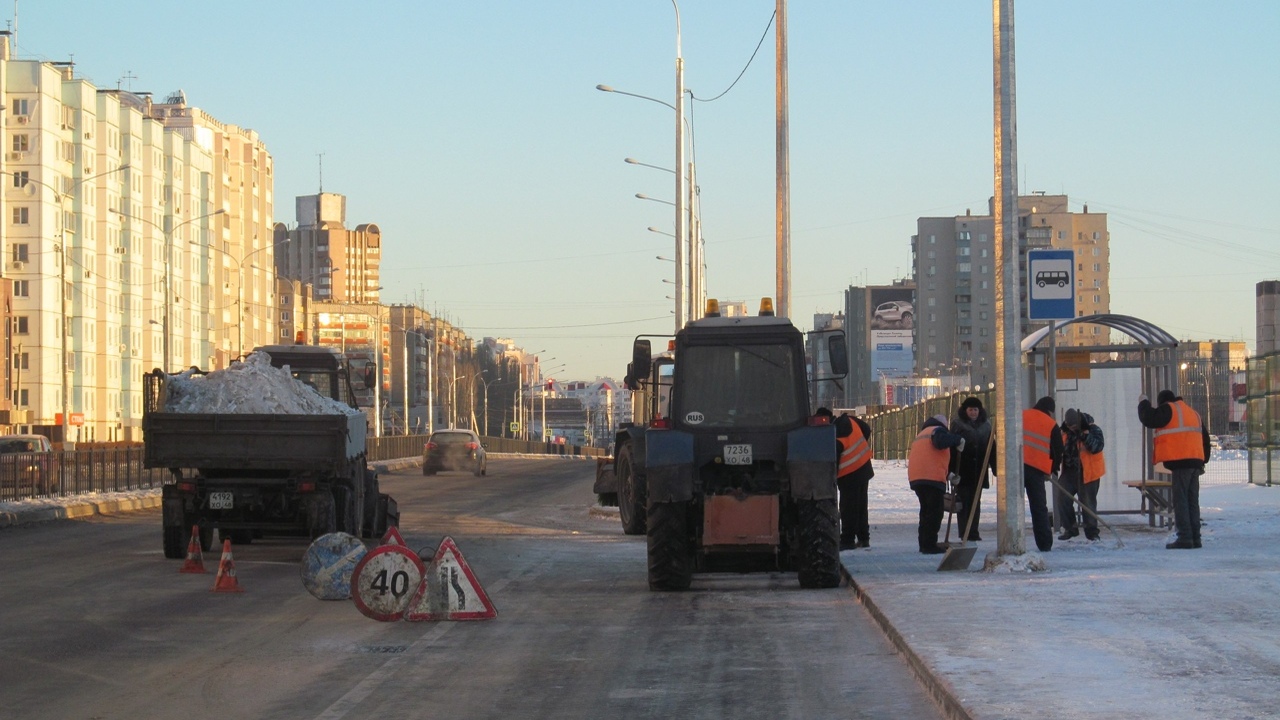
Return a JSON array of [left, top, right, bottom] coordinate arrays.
[[1123, 479, 1173, 528]]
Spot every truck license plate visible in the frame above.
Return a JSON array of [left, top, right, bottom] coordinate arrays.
[[723, 444, 753, 465], [209, 492, 234, 510]]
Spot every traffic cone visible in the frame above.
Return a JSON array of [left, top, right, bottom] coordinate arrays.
[[211, 539, 245, 593], [179, 525, 207, 574]]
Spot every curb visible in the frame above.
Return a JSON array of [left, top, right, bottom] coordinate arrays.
[[842, 564, 974, 720], [0, 492, 163, 529]]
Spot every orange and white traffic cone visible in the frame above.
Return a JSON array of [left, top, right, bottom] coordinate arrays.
[[211, 539, 245, 593], [179, 525, 207, 574]]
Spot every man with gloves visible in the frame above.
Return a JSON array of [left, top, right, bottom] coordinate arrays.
[[950, 396, 995, 541], [1057, 408, 1106, 541], [907, 413, 966, 554], [1138, 390, 1211, 549]]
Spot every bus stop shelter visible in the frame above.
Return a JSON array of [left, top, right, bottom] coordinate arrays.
[[1021, 314, 1180, 521]]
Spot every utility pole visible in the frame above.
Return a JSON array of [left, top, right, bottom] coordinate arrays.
[[775, 0, 791, 319], [994, 0, 1026, 556]]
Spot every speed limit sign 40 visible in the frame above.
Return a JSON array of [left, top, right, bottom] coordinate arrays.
[[351, 544, 425, 621]]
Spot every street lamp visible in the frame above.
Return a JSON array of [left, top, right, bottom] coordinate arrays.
[[5, 164, 130, 444], [115, 207, 227, 371]]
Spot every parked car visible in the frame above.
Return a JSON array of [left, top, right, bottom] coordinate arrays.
[[0, 434, 59, 494], [422, 429, 487, 476], [873, 300, 914, 328]]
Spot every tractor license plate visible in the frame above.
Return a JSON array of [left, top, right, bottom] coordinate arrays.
[[723, 444, 753, 465], [209, 492, 234, 510]]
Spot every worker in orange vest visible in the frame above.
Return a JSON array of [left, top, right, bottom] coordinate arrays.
[[1057, 408, 1106, 541], [907, 413, 966, 554], [1138, 389, 1211, 549], [835, 411, 875, 550], [1022, 396, 1063, 552]]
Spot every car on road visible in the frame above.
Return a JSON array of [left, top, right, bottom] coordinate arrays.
[[0, 434, 59, 495], [422, 429, 487, 476], [873, 300, 914, 328]]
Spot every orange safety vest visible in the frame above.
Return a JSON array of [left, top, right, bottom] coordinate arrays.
[[1061, 426, 1107, 483], [1023, 409, 1056, 474], [1081, 446, 1106, 484], [1153, 400, 1206, 464], [907, 427, 949, 483], [837, 422, 872, 478]]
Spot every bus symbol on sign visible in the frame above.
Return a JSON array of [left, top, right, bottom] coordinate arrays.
[[1035, 270, 1069, 288]]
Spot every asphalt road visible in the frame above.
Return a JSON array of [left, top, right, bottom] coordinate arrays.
[[0, 457, 944, 720]]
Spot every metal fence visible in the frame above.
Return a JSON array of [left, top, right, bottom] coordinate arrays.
[[866, 387, 1248, 486], [0, 435, 607, 504]]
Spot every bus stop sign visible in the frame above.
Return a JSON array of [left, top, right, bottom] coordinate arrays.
[[1027, 249, 1076, 321]]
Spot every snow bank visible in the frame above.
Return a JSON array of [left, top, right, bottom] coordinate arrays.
[[163, 351, 362, 415]]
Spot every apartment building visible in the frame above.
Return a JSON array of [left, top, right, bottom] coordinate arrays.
[[276, 192, 381, 304], [913, 194, 1110, 386], [1, 35, 272, 442]]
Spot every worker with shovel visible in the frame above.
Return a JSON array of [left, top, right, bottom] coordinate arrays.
[[1057, 409, 1106, 541], [908, 414, 967, 554], [1023, 396, 1063, 552], [950, 397, 995, 542]]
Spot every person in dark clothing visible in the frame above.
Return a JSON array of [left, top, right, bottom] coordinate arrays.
[[1057, 408, 1106, 541], [1138, 389, 1211, 549], [908, 413, 966, 554], [834, 411, 875, 550], [949, 396, 995, 541], [1022, 396, 1063, 552]]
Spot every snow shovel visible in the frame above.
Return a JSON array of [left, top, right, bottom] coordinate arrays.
[[938, 431, 996, 572], [1045, 471, 1125, 549]]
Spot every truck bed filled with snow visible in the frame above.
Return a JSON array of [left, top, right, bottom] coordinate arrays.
[[161, 351, 362, 416]]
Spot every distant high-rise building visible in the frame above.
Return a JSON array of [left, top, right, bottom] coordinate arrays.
[[913, 194, 1110, 386], [276, 192, 381, 304]]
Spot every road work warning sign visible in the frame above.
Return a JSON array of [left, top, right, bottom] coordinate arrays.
[[404, 536, 497, 621]]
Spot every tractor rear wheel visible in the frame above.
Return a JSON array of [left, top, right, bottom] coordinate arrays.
[[617, 443, 647, 536], [646, 502, 692, 591], [796, 498, 842, 589]]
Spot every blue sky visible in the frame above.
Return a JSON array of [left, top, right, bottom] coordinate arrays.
[[14, 1, 1279, 380]]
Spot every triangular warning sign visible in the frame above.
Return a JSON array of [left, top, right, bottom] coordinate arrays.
[[403, 536, 497, 621], [380, 525, 407, 547]]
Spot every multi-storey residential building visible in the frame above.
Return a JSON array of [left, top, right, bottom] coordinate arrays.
[[151, 92, 276, 368], [913, 194, 1110, 386], [1, 37, 272, 442], [1176, 340, 1247, 435], [275, 192, 380, 304]]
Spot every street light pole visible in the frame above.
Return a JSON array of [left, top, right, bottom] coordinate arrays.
[[3, 164, 133, 445], [673, 0, 687, 332]]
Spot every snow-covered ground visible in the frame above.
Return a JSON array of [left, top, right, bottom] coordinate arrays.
[[851, 458, 1280, 720]]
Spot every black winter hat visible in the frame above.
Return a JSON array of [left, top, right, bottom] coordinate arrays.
[[1064, 408, 1081, 427], [1157, 389, 1177, 404], [1035, 396, 1056, 414], [960, 396, 984, 410]]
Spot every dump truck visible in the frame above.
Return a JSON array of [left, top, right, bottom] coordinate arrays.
[[145, 344, 396, 559], [611, 298, 849, 590]]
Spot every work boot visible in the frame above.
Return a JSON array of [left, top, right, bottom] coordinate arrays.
[[1085, 533, 1100, 541], [920, 545, 946, 555], [1165, 539, 1195, 549], [857, 538, 870, 549], [1058, 530, 1078, 541], [1193, 538, 1203, 548]]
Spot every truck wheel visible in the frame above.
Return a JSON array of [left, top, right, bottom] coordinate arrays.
[[163, 523, 186, 559], [309, 492, 337, 539], [796, 498, 841, 589], [647, 502, 692, 591], [617, 444, 647, 536]]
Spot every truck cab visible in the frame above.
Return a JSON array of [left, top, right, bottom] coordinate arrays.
[[252, 344, 360, 409]]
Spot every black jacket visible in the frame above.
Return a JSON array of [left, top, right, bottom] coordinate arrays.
[[1060, 412, 1105, 476], [950, 407, 995, 487]]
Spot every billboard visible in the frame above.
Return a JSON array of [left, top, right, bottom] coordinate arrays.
[[869, 286, 915, 381]]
